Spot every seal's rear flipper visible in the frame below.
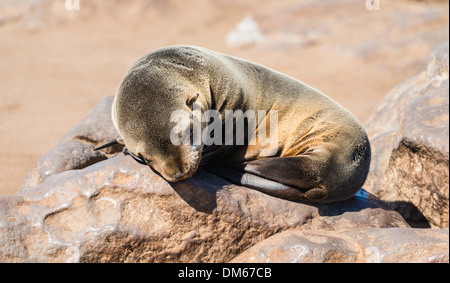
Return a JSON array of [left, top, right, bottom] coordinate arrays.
[[94, 137, 124, 151]]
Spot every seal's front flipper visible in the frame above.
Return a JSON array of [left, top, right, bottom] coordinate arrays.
[[204, 163, 313, 202], [239, 156, 330, 202]]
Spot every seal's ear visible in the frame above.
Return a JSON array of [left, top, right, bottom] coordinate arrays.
[[186, 93, 199, 109]]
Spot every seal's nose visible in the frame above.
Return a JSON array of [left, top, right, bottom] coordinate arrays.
[[170, 172, 184, 182], [159, 159, 191, 182]]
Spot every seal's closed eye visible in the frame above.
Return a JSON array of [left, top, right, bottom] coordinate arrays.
[[122, 146, 148, 165]]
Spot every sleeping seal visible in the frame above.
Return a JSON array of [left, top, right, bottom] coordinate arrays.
[[95, 45, 371, 203]]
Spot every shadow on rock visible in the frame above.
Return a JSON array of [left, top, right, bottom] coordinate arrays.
[[169, 169, 227, 214], [385, 200, 432, 228], [314, 188, 395, 217]]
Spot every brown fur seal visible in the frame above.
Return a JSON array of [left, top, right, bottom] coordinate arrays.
[[95, 45, 371, 203]]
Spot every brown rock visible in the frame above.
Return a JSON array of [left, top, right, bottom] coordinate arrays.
[[231, 227, 449, 263], [365, 42, 449, 228], [0, 154, 407, 263]]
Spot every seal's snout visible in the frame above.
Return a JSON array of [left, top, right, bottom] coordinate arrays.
[[157, 162, 191, 183], [167, 171, 185, 183]]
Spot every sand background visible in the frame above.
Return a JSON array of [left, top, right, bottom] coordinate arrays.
[[0, 0, 448, 196]]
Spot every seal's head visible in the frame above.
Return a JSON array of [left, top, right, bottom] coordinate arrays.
[[109, 63, 205, 182]]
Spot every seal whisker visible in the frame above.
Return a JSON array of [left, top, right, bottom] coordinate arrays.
[[94, 139, 120, 151]]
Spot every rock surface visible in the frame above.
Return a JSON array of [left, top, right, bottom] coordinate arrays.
[[231, 228, 449, 263], [365, 42, 449, 228], [1, 154, 408, 263]]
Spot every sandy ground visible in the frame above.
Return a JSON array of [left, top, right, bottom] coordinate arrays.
[[0, 0, 448, 196]]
